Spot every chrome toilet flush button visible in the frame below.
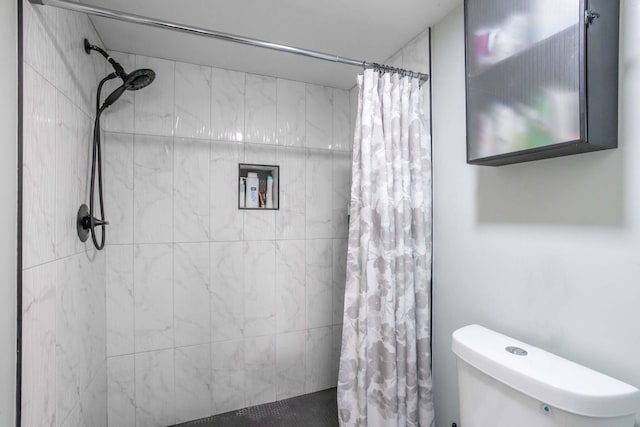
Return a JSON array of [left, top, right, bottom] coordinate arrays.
[[505, 346, 528, 356]]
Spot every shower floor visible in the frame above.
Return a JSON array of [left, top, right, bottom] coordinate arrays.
[[172, 388, 338, 427]]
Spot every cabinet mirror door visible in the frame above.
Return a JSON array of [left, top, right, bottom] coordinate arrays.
[[466, 0, 582, 162]]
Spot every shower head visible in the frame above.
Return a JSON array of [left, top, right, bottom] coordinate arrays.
[[84, 38, 155, 110], [100, 69, 155, 110], [124, 68, 155, 91]]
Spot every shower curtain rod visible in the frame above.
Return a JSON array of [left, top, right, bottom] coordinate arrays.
[[29, 0, 430, 82]]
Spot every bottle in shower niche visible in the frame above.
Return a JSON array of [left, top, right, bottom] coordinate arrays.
[[239, 177, 246, 208], [245, 172, 260, 208], [266, 175, 274, 209]]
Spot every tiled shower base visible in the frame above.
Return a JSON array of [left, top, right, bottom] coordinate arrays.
[[172, 388, 338, 427]]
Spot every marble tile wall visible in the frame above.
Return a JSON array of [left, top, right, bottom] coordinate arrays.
[[103, 52, 352, 425], [22, 1, 108, 426]]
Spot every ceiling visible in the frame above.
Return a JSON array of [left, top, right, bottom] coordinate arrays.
[[84, 0, 461, 89]]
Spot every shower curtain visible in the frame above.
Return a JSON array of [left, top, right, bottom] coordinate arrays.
[[338, 69, 434, 427]]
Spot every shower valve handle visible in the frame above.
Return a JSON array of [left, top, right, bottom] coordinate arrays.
[[76, 204, 109, 243], [79, 214, 109, 231], [89, 217, 110, 228]]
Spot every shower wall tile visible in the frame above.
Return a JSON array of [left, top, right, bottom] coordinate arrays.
[[83, 251, 108, 385], [306, 84, 333, 149], [175, 62, 212, 139], [107, 355, 135, 427], [23, 1, 104, 119], [244, 209, 275, 241], [91, 54, 360, 420], [386, 50, 404, 69], [243, 241, 276, 337], [243, 143, 276, 240], [79, 18, 106, 118], [56, 251, 106, 424], [276, 240, 306, 333], [244, 335, 276, 406], [332, 151, 352, 238], [21, 263, 56, 427], [211, 68, 245, 141], [332, 239, 348, 325], [174, 344, 213, 424], [275, 147, 306, 240], [276, 79, 306, 147], [210, 242, 244, 342], [400, 29, 431, 121], [331, 325, 343, 384], [53, 9, 81, 115], [60, 363, 107, 427], [245, 375, 276, 408], [212, 339, 245, 413], [104, 132, 134, 244], [210, 141, 244, 241], [305, 327, 333, 393], [245, 74, 276, 144], [133, 134, 173, 244], [134, 244, 174, 352], [55, 9, 105, 117], [305, 149, 334, 239], [60, 405, 81, 427], [77, 363, 108, 427], [174, 138, 210, 242], [349, 86, 359, 147], [106, 245, 134, 357], [23, 65, 56, 269], [55, 92, 91, 258], [103, 52, 136, 134], [23, 7, 110, 427], [276, 331, 306, 399], [332, 89, 351, 151], [402, 29, 430, 75], [306, 239, 333, 329], [243, 141, 276, 165], [23, 0, 57, 84], [134, 55, 175, 136], [135, 349, 175, 427], [174, 243, 210, 347]]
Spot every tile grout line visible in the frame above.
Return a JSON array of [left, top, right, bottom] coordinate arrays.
[[207, 64, 215, 416], [171, 58, 177, 427], [131, 52, 138, 427]]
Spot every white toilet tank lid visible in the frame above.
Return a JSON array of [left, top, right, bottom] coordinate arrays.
[[452, 325, 640, 418]]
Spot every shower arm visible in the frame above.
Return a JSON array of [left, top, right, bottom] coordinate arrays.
[[29, 0, 429, 82], [84, 39, 127, 80]]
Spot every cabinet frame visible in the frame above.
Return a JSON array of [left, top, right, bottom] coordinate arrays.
[[464, 0, 619, 166]]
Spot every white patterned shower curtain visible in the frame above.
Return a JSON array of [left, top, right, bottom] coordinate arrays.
[[337, 69, 434, 427]]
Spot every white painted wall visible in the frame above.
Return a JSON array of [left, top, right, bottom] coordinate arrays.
[[432, 2, 640, 426], [0, 0, 17, 425]]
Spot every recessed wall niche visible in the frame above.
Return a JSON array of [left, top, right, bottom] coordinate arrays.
[[238, 163, 280, 210]]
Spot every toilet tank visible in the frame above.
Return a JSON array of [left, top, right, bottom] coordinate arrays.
[[452, 325, 640, 427]]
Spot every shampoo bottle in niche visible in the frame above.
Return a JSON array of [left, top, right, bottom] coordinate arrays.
[[245, 172, 260, 208], [239, 177, 246, 208], [266, 175, 274, 209]]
